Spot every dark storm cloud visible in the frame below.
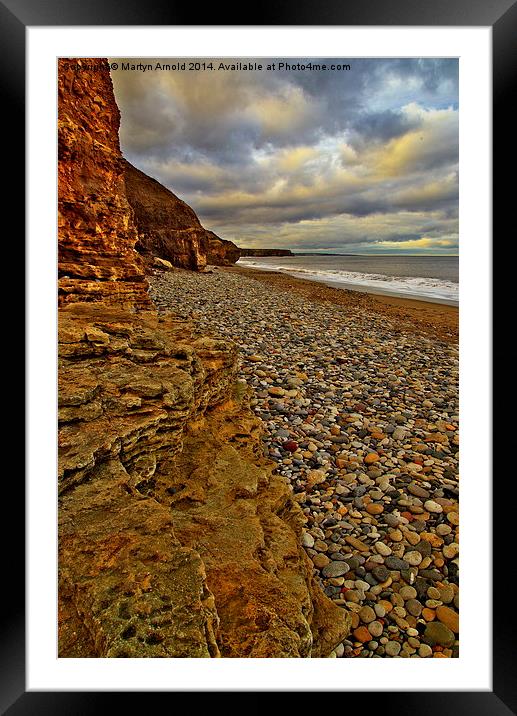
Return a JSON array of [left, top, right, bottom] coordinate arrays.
[[349, 109, 419, 145]]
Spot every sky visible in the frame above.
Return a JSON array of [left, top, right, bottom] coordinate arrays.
[[111, 58, 458, 254]]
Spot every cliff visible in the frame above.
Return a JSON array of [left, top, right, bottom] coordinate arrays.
[[122, 159, 241, 269], [57, 58, 350, 657], [205, 230, 241, 266], [239, 248, 293, 257], [122, 159, 208, 271], [58, 61, 150, 308]]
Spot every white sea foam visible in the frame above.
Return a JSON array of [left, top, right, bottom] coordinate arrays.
[[237, 259, 459, 304]]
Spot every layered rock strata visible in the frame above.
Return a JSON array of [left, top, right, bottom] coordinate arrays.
[[58, 60, 150, 308], [57, 58, 350, 657], [58, 305, 349, 656]]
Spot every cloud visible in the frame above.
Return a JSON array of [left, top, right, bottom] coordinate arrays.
[[210, 210, 458, 254], [110, 58, 459, 252], [375, 237, 458, 250], [368, 104, 458, 177]]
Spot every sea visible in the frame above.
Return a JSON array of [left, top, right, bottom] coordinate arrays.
[[237, 254, 459, 305]]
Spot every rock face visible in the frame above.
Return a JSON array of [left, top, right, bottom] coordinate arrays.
[[205, 231, 242, 266], [58, 305, 349, 657], [58, 58, 350, 658], [122, 159, 208, 271], [239, 248, 293, 257], [58, 59, 150, 308], [122, 159, 240, 269]]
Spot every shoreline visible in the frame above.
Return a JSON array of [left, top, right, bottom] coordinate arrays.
[[224, 264, 458, 344], [235, 260, 458, 306]]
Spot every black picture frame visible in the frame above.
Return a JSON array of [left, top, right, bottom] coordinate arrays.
[[8, 0, 510, 711]]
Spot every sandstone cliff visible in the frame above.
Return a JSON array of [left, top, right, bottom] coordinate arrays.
[[58, 58, 350, 657], [58, 61, 150, 308], [205, 230, 241, 266], [122, 159, 241, 269], [122, 159, 208, 271]]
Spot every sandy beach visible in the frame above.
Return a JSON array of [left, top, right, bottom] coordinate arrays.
[[150, 266, 460, 658]]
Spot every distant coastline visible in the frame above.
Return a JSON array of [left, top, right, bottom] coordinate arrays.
[[238, 248, 293, 257], [239, 255, 459, 259]]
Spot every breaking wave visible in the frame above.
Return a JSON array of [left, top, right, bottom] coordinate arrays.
[[237, 259, 459, 304]]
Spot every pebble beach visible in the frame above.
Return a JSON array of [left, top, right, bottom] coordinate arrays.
[[150, 266, 460, 659]]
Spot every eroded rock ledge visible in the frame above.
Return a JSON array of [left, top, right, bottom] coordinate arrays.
[[58, 304, 349, 657]]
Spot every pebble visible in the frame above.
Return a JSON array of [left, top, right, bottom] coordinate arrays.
[[359, 606, 376, 624], [368, 621, 384, 637], [439, 585, 455, 604], [268, 386, 285, 397], [355, 580, 370, 592], [404, 551, 423, 566], [389, 529, 403, 542], [437, 524, 452, 536], [302, 532, 315, 548], [385, 556, 410, 571], [408, 484, 430, 498], [426, 599, 442, 608], [366, 503, 384, 515], [399, 585, 417, 600], [322, 561, 350, 578], [424, 500, 443, 513], [384, 514, 402, 528], [423, 622, 456, 647], [443, 543, 459, 559], [149, 269, 459, 660], [374, 603, 386, 618], [353, 626, 372, 643], [374, 542, 392, 556], [415, 540, 432, 557], [406, 599, 423, 617], [385, 641, 402, 657], [436, 605, 459, 633], [307, 469, 327, 486], [312, 554, 330, 569]]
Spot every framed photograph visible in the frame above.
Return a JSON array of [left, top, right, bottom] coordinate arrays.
[[8, 0, 510, 710]]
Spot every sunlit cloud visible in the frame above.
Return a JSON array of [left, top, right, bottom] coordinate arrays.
[[111, 58, 458, 253], [375, 237, 458, 251]]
